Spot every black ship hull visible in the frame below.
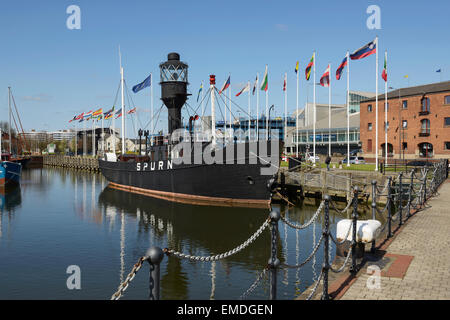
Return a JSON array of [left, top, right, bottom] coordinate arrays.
[[99, 142, 280, 208]]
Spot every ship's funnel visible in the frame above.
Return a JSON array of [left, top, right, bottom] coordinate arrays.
[[160, 52, 189, 134]]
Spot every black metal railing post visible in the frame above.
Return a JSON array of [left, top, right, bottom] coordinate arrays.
[[422, 169, 427, 206], [398, 172, 403, 226], [322, 195, 330, 300], [350, 186, 359, 275], [407, 169, 414, 218], [269, 210, 280, 300], [146, 246, 164, 300], [387, 176, 392, 238], [371, 180, 377, 253]]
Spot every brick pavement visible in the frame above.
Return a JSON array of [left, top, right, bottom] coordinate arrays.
[[340, 180, 450, 300]]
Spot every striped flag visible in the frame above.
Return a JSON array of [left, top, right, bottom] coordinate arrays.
[[219, 76, 230, 94], [252, 75, 258, 95], [295, 61, 299, 74], [115, 108, 122, 119], [197, 83, 203, 102], [382, 55, 387, 82], [283, 74, 287, 91], [260, 65, 268, 91], [350, 38, 377, 60], [235, 83, 250, 97], [92, 108, 103, 117], [336, 56, 347, 80], [127, 107, 137, 114], [320, 64, 330, 87], [305, 53, 314, 81]]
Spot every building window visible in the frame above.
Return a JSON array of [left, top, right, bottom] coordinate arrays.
[[420, 119, 430, 135], [367, 104, 372, 112], [402, 142, 408, 151], [402, 120, 408, 128], [445, 96, 450, 105], [421, 97, 430, 113], [402, 100, 408, 109], [445, 117, 450, 127], [368, 123, 372, 131], [445, 142, 450, 150]]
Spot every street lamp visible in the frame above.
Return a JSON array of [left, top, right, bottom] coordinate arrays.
[[268, 105, 275, 141]]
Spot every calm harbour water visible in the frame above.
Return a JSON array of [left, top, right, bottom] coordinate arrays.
[[0, 167, 360, 300]]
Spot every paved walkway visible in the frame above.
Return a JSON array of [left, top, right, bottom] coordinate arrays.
[[340, 180, 450, 300]]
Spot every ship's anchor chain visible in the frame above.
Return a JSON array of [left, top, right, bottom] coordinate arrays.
[[164, 218, 271, 262], [111, 256, 147, 300]]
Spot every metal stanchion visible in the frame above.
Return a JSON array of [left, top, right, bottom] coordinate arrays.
[[147, 246, 164, 300], [387, 176, 392, 238], [371, 180, 377, 253], [399, 172, 403, 226], [322, 195, 330, 300], [269, 211, 280, 300], [350, 186, 359, 275]]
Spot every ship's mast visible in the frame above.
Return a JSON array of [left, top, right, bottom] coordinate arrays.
[[210, 75, 216, 148], [8, 87, 11, 154], [119, 46, 125, 155]]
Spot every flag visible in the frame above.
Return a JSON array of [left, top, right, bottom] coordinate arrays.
[[295, 61, 299, 74], [235, 83, 250, 97], [305, 53, 314, 81], [336, 56, 347, 80], [84, 110, 93, 118], [320, 64, 330, 87], [219, 76, 230, 94], [436, 69, 442, 73], [382, 55, 387, 82], [252, 75, 258, 95], [127, 107, 137, 114], [69, 115, 77, 123], [132, 74, 151, 93], [350, 38, 377, 60], [103, 106, 115, 116], [283, 74, 287, 91], [404, 75, 409, 79], [74, 112, 84, 121], [92, 108, 103, 117], [260, 65, 268, 91], [115, 108, 122, 119], [104, 113, 113, 120], [197, 83, 203, 102]]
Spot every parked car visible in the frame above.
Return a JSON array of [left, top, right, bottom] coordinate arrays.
[[342, 156, 365, 164]]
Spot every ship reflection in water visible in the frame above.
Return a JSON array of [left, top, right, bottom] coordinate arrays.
[[0, 167, 340, 300]]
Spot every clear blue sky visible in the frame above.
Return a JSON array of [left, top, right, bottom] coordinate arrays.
[[0, 0, 448, 135]]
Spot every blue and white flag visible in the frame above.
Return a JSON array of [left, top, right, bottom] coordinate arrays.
[[132, 74, 151, 93]]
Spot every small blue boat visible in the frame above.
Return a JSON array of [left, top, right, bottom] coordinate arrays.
[[0, 159, 22, 186]]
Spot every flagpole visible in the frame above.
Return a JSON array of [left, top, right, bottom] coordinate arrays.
[[248, 81, 251, 141], [121, 66, 125, 155], [296, 67, 299, 157], [151, 73, 154, 146], [328, 63, 331, 157], [75, 121, 78, 156], [346, 51, 350, 167], [265, 65, 269, 141], [375, 36, 379, 171], [102, 114, 104, 154], [211, 77, 216, 148], [201, 80, 205, 132], [92, 118, 96, 157], [385, 50, 388, 165], [284, 73, 288, 145], [256, 73, 259, 141], [313, 51, 316, 165], [224, 81, 227, 139], [228, 83, 231, 141]]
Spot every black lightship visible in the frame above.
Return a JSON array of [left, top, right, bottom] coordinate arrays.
[[99, 53, 280, 208]]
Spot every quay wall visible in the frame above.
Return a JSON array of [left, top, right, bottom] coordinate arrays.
[[43, 155, 99, 172]]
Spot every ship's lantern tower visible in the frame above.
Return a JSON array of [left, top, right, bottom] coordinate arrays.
[[160, 52, 189, 135]]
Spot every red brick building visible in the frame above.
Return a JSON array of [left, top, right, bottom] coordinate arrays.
[[360, 81, 450, 160]]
